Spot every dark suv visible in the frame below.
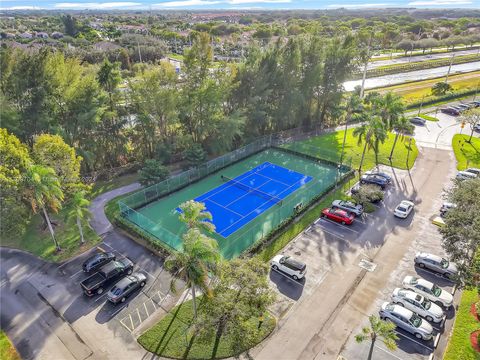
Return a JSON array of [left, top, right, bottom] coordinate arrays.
[[360, 174, 389, 189], [82, 251, 116, 273]]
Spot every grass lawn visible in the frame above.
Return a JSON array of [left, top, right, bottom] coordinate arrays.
[[90, 172, 139, 199], [1, 206, 101, 262], [138, 299, 276, 359], [419, 113, 439, 122], [287, 128, 418, 171], [373, 71, 480, 106], [444, 289, 480, 360], [452, 134, 480, 170], [0, 331, 20, 360]]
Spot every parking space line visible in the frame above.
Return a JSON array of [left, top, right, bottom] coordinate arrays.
[[394, 331, 434, 351], [103, 242, 113, 249], [375, 344, 405, 360], [144, 302, 149, 317], [136, 307, 142, 323], [129, 313, 134, 330], [69, 269, 83, 279], [271, 268, 305, 286], [312, 223, 347, 241], [150, 298, 157, 309], [119, 318, 133, 332], [137, 267, 156, 279], [110, 304, 128, 317], [94, 293, 107, 303], [317, 218, 359, 233]]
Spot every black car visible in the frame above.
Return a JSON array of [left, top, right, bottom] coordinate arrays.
[[81, 258, 134, 296], [360, 174, 389, 189], [107, 272, 147, 304], [83, 251, 116, 273], [364, 171, 392, 183], [409, 117, 426, 126], [440, 107, 460, 116]]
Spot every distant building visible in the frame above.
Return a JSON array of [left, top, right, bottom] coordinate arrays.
[[36, 32, 49, 39], [51, 32, 64, 39], [1, 32, 15, 39], [116, 25, 147, 34], [93, 41, 121, 51]]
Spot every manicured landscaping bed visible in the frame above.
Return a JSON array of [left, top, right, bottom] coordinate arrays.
[[0, 331, 20, 360], [289, 128, 418, 171], [419, 113, 439, 122], [452, 134, 480, 170], [444, 289, 480, 360], [138, 299, 276, 359]]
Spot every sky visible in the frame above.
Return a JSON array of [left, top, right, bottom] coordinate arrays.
[[1, 0, 479, 11]]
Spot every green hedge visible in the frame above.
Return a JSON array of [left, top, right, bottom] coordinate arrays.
[[406, 89, 478, 109]]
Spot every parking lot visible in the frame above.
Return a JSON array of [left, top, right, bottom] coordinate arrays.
[[54, 231, 183, 336]]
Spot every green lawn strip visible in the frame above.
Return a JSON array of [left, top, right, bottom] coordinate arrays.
[[90, 172, 139, 199], [452, 134, 480, 170], [0, 331, 20, 360], [288, 129, 418, 171], [444, 289, 480, 360], [138, 298, 276, 359], [419, 114, 439, 122], [1, 206, 101, 262]]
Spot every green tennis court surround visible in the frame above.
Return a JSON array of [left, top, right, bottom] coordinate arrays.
[[119, 138, 352, 259]]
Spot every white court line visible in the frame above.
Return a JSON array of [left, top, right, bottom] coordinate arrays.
[[395, 331, 434, 351], [317, 217, 359, 234], [374, 345, 405, 360]]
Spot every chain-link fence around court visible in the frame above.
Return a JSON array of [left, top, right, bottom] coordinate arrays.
[[118, 131, 353, 259]]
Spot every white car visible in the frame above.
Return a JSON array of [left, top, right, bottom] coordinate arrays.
[[394, 200, 414, 218], [271, 255, 306, 280], [402, 275, 453, 308], [414, 252, 458, 279], [391, 288, 444, 323], [465, 168, 480, 177], [456, 171, 476, 181], [379, 302, 434, 340]]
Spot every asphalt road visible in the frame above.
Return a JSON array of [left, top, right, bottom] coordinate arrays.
[[368, 48, 480, 69], [344, 61, 480, 91]]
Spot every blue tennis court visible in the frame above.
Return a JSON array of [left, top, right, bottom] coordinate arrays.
[[194, 162, 313, 238]]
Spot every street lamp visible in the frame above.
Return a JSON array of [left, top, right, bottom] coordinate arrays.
[[445, 53, 455, 84]]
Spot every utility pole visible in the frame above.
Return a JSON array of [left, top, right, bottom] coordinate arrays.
[[445, 53, 455, 84], [473, 82, 479, 101]]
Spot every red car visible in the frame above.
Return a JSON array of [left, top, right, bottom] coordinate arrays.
[[321, 207, 355, 225]]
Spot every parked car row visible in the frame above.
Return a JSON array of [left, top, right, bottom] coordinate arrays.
[[440, 101, 480, 116], [378, 253, 456, 341], [81, 250, 147, 305], [455, 167, 480, 181]]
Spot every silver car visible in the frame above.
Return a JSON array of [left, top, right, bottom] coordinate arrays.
[[465, 168, 480, 176], [402, 275, 453, 308], [107, 272, 147, 304], [331, 200, 364, 216], [379, 302, 434, 340], [456, 171, 476, 181], [391, 288, 444, 323], [414, 252, 458, 279]]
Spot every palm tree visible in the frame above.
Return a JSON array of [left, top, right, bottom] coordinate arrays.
[[355, 315, 398, 360], [165, 228, 220, 319], [65, 191, 91, 245], [389, 116, 413, 161], [378, 92, 405, 131], [339, 93, 362, 166], [23, 165, 64, 251], [178, 200, 215, 233], [353, 116, 387, 173], [431, 82, 452, 96]]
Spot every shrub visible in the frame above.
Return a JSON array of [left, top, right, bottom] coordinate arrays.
[[183, 143, 207, 169], [475, 301, 480, 318], [352, 184, 384, 205]]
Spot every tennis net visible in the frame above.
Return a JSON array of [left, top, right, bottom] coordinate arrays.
[[220, 175, 283, 205]]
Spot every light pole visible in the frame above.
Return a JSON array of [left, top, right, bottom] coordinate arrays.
[[418, 94, 426, 116], [445, 53, 455, 84]]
